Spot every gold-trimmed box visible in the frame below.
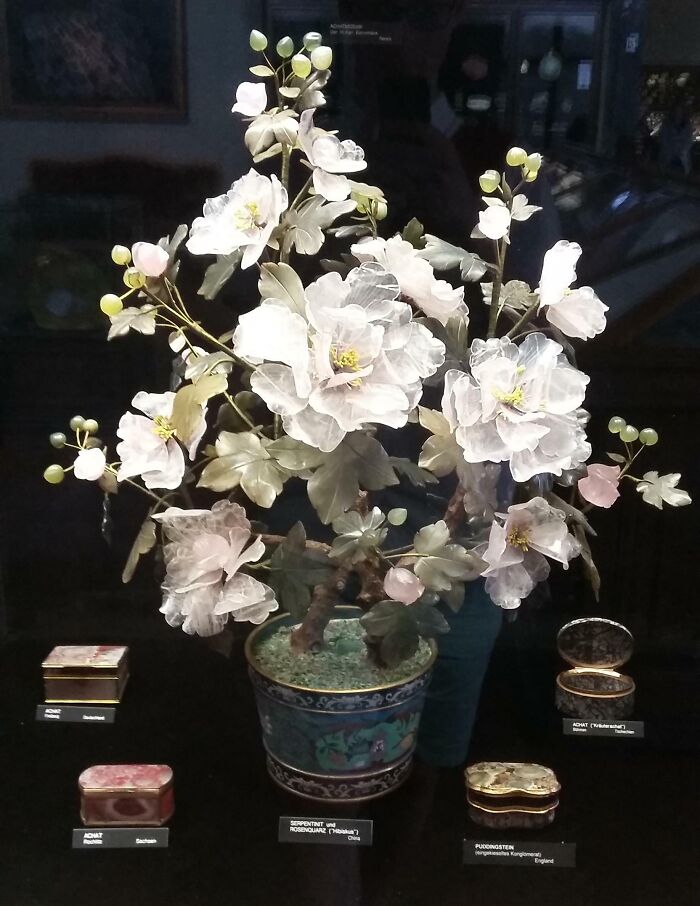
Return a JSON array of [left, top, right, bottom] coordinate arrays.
[[555, 618, 635, 719], [79, 764, 174, 827], [42, 645, 129, 704], [465, 762, 560, 829]]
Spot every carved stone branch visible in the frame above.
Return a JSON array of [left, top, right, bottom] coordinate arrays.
[[290, 566, 350, 654]]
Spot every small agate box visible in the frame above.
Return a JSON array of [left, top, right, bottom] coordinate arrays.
[[79, 765, 174, 827], [465, 762, 560, 829], [555, 618, 635, 720], [42, 645, 129, 704]]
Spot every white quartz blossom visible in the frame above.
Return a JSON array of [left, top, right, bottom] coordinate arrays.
[[472, 195, 541, 241], [74, 448, 107, 481], [186, 169, 288, 268], [538, 240, 608, 340], [351, 235, 466, 326], [116, 391, 206, 490], [477, 496, 581, 609], [298, 109, 366, 201], [231, 81, 267, 117], [232, 262, 445, 452], [152, 501, 278, 637], [108, 304, 156, 340], [441, 333, 591, 482], [636, 471, 691, 509]]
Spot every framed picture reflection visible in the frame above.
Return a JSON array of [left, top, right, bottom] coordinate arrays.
[[0, 0, 187, 120]]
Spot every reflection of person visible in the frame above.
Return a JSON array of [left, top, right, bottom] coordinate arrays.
[[658, 103, 694, 176]]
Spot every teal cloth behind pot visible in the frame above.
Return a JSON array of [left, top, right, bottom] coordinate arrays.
[[416, 581, 502, 767]]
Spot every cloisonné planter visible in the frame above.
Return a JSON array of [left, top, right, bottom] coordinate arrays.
[[245, 608, 436, 803]]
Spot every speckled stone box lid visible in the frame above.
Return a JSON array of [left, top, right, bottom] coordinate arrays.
[[43, 645, 128, 670], [465, 762, 560, 797], [79, 764, 173, 793]]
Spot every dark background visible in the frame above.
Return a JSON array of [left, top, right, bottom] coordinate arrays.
[[1, 1, 699, 904]]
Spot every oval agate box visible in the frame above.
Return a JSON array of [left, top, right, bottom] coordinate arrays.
[[465, 762, 560, 829], [42, 645, 129, 704], [555, 618, 635, 720], [79, 765, 174, 827]]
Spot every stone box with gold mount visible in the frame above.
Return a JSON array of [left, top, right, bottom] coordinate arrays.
[[465, 762, 560, 829], [42, 645, 129, 704], [555, 618, 635, 720], [79, 764, 174, 827]]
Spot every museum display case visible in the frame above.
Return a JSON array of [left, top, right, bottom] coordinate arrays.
[[0, 3, 698, 906]]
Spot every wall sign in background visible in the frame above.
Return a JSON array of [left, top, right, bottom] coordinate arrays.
[[36, 705, 116, 724], [563, 719, 644, 738], [72, 828, 169, 849], [329, 22, 396, 44], [279, 817, 373, 846], [464, 840, 576, 868]]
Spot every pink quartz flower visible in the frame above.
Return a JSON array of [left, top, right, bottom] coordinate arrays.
[[578, 463, 621, 508], [383, 567, 424, 605], [132, 242, 169, 278], [152, 501, 278, 636]]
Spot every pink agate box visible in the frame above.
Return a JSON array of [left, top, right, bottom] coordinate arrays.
[[79, 764, 174, 827], [42, 645, 129, 704]]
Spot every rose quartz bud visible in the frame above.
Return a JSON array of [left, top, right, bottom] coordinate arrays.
[[383, 567, 424, 605], [578, 463, 621, 508], [131, 242, 169, 278]]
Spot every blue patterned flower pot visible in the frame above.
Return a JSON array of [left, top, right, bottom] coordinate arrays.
[[245, 607, 437, 802]]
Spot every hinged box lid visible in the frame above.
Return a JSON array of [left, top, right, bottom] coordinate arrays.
[[556, 618, 633, 670], [42, 645, 128, 677], [79, 764, 173, 796]]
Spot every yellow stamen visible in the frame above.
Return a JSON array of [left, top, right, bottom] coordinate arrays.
[[233, 201, 262, 230], [331, 347, 361, 371], [493, 386, 525, 406], [153, 415, 176, 441], [506, 527, 530, 551]]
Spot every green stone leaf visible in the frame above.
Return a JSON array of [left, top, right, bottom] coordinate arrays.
[[413, 521, 483, 591], [122, 516, 156, 584], [417, 435, 461, 477], [266, 436, 325, 472], [440, 581, 465, 613], [401, 217, 425, 249], [389, 456, 439, 487], [198, 251, 243, 300], [330, 507, 387, 563], [249, 64, 275, 76], [606, 452, 626, 464], [198, 431, 285, 508], [170, 373, 228, 443], [307, 433, 398, 525], [410, 601, 450, 637], [258, 262, 306, 316], [360, 601, 420, 667], [267, 523, 332, 620]]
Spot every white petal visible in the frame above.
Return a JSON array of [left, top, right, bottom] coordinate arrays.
[[74, 448, 107, 481], [313, 168, 351, 200], [250, 364, 308, 416], [538, 240, 582, 308], [232, 81, 267, 117]]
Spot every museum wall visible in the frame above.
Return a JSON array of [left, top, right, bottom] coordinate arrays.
[[644, 0, 700, 65], [0, 0, 262, 201]]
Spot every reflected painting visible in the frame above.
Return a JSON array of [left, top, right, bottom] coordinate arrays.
[[0, 0, 186, 119]]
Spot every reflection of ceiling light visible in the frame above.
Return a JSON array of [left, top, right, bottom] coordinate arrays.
[[520, 59, 530, 74], [611, 190, 632, 210], [539, 49, 562, 81], [466, 95, 492, 111], [676, 72, 690, 86]]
